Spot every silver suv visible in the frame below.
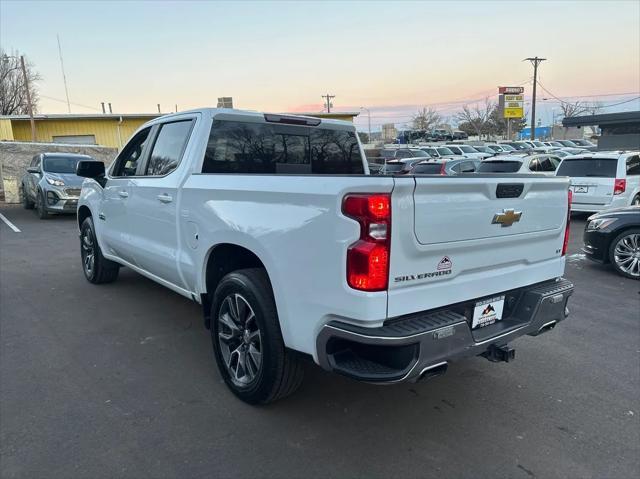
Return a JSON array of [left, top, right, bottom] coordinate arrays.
[[22, 153, 98, 219]]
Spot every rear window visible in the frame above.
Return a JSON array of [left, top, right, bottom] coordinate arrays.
[[556, 158, 618, 178], [411, 163, 443, 174], [202, 120, 364, 174], [477, 161, 522, 173], [459, 146, 477, 153]]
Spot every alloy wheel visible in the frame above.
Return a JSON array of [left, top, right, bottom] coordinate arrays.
[[614, 233, 640, 278], [81, 228, 95, 277], [217, 293, 262, 387]]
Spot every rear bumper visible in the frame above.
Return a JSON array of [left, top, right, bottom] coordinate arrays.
[[316, 278, 574, 383], [571, 196, 627, 213]]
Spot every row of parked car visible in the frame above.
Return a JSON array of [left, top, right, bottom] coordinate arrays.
[[366, 142, 640, 280]]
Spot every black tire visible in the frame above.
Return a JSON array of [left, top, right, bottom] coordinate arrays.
[[35, 190, 48, 219], [80, 216, 120, 284], [210, 268, 303, 404], [22, 186, 34, 209], [608, 228, 640, 280], [632, 195, 640, 207]]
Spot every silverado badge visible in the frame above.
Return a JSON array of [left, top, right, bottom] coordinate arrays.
[[492, 209, 522, 227]]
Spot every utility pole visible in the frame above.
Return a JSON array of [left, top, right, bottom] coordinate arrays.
[[524, 56, 546, 140], [57, 34, 71, 113], [19, 56, 36, 142], [322, 94, 335, 113]]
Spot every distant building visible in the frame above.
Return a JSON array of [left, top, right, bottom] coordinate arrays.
[[563, 111, 640, 150], [381, 123, 397, 142]]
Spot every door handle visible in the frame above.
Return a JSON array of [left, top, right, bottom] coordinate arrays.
[[118, 190, 129, 198], [157, 193, 173, 203]]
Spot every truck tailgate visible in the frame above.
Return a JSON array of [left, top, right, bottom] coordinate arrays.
[[387, 176, 570, 319]]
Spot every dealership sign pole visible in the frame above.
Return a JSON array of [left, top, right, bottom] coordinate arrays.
[[498, 86, 524, 140]]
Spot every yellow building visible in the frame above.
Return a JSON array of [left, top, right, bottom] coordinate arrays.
[[0, 111, 359, 149]]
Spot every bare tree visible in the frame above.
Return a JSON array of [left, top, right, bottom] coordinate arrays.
[[584, 101, 603, 116], [411, 107, 441, 131], [456, 99, 494, 138], [0, 49, 41, 116], [559, 101, 589, 118]]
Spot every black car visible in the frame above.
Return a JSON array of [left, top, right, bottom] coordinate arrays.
[[582, 206, 640, 279]]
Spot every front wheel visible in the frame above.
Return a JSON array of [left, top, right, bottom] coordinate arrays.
[[22, 186, 34, 209], [609, 228, 640, 280], [35, 190, 48, 219], [211, 268, 303, 404], [80, 216, 120, 284]]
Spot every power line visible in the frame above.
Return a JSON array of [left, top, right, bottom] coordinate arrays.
[[39, 94, 101, 112]]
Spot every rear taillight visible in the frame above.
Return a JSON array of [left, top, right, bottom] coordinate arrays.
[[562, 189, 572, 256], [440, 161, 447, 175], [342, 194, 391, 291], [614, 178, 626, 195]]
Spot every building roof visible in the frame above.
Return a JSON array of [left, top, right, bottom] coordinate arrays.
[[0, 110, 360, 121], [0, 113, 160, 121], [562, 111, 640, 127]]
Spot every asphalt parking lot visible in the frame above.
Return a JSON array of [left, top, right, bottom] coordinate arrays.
[[1, 205, 638, 479]]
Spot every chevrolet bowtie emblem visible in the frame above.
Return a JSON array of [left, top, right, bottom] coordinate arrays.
[[492, 209, 522, 227]]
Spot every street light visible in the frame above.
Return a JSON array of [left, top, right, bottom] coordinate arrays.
[[360, 107, 371, 144], [2, 54, 36, 141]]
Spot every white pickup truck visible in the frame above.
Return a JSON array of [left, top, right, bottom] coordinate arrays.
[[76, 108, 574, 404]]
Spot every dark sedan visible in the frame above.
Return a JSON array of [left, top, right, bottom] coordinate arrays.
[[582, 206, 640, 279]]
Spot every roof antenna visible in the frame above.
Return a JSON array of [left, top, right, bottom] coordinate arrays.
[[57, 34, 71, 113]]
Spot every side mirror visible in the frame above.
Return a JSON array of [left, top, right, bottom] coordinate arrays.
[[76, 160, 105, 179], [26, 166, 40, 175]]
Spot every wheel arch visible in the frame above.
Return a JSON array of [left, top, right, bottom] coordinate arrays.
[[201, 243, 274, 329], [78, 205, 92, 230]]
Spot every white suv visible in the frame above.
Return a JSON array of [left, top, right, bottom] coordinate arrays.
[[556, 151, 640, 212]]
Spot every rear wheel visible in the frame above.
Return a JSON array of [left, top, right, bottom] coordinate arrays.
[[22, 186, 34, 209], [609, 228, 640, 280], [632, 195, 640, 207], [211, 268, 303, 404], [35, 190, 48, 219], [80, 216, 120, 284]]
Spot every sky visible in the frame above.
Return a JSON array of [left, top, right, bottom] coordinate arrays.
[[1, 0, 639, 131]]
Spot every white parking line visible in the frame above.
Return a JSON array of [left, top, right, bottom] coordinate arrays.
[[0, 212, 21, 233]]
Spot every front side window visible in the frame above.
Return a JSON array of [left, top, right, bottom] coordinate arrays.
[[146, 120, 193, 176], [113, 127, 151, 177], [201, 120, 364, 175], [626, 155, 640, 175]]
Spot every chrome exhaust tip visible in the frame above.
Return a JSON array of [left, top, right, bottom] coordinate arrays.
[[418, 361, 448, 381]]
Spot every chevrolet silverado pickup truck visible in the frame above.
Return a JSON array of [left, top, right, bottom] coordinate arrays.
[[76, 108, 574, 404]]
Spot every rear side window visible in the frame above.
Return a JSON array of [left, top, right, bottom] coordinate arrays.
[[146, 120, 193, 176], [556, 158, 617, 177], [477, 161, 522, 173], [626, 156, 640, 175], [394, 150, 412, 159], [202, 120, 364, 174]]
